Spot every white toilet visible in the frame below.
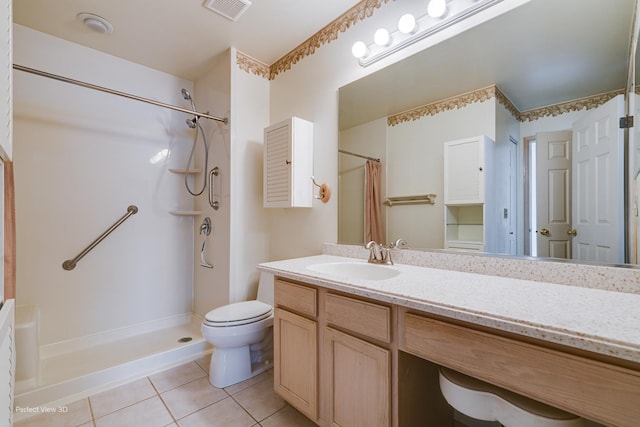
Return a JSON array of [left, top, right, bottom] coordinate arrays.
[[201, 272, 275, 388]]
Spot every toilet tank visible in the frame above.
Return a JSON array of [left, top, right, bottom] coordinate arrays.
[[256, 273, 274, 306]]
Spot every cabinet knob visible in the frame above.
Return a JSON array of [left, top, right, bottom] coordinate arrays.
[[285, 160, 291, 165], [479, 167, 483, 171]]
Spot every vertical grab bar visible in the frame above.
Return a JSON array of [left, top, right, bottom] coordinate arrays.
[[209, 167, 219, 210]]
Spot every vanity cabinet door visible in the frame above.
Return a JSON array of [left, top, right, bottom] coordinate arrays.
[[273, 307, 318, 421], [323, 327, 391, 427]]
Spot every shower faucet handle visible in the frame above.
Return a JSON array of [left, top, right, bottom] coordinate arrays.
[[390, 238, 407, 249], [200, 217, 212, 235]]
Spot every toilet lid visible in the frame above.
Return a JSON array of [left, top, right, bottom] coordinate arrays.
[[204, 300, 272, 327]]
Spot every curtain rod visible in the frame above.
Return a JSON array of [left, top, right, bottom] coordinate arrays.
[[13, 64, 229, 124], [338, 149, 380, 162]]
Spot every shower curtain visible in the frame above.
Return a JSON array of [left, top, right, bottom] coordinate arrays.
[[365, 160, 383, 243]]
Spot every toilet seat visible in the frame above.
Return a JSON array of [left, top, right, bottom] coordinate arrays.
[[204, 300, 272, 327]]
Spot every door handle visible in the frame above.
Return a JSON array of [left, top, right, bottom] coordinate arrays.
[[567, 229, 577, 237], [539, 228, 550, 236]]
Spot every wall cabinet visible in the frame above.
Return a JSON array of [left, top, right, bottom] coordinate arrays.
[[263, 117, 313, 208], [443, 135, 491, 205], [443, 135, 495, 252], [273, 278, 393, 427]]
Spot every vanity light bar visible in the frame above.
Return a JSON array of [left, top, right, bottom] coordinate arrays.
[[357, 0, 504, 67]]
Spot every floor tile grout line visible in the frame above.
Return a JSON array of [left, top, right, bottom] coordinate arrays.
[[91, 395, 159, 424], [148, 362, 208, 394], [86, 396, 97, 426], [152, 375, 179, 425], [162, 387, 232, 423], [228, 393, 260, 425], [90, 377, 160, 422]]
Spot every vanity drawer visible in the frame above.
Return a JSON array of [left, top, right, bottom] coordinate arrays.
[[325, 293, 391, 343], [402, 312, 640, 427], [274, 279, 317, 317]]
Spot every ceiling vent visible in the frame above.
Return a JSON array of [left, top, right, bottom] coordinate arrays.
[[203, 0, 252, 22]]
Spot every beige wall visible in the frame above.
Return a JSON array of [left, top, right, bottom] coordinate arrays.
[[386, 100, 496, 249], [193, 51, 232, 316], [228, 49, 270, 303]]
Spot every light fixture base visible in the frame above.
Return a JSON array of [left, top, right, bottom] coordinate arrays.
[[358, 0, 503, 67], [77, 13, 113, 34]]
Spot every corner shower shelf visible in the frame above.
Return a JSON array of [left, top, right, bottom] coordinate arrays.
[[169, 168, 202, 174], [169, 211, 203, 216]]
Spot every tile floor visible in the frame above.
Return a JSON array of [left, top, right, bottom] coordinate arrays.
[[15, 354, 316, 427]]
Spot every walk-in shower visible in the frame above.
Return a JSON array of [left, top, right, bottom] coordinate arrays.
[[182, 88, 210, 196]]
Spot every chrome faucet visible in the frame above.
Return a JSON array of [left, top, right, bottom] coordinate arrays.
[[365, 241, 382, 263], [391, 238, 407, 249], [365, 238, 407, 265]]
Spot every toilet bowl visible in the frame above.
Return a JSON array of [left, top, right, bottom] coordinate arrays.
[[201, 273, 275, 388]]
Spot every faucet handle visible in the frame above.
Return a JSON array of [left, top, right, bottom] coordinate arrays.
[[365, 241, 381, 263], [391, 238, 407, 249]]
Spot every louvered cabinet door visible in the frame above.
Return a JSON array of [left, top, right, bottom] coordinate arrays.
[[263, 117, 313, 208]]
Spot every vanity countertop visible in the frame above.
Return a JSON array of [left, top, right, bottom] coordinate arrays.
[[258, 254, 640, 365]]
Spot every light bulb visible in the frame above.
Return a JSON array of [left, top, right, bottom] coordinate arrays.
[[351, 41, 368, 59], [374, 28, 391, 46], [398, 13, 417, 34], [427, 0, 447, 18]]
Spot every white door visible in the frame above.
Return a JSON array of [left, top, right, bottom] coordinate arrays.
[[536, 131, 573, 258], [506, 138, 517, 254], [632, 93, 640, 264], [572, 95, 625, 263]]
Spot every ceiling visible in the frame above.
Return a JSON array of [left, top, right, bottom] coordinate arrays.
[[12, 0, 362, 80], [339, 0, 637, 129], [12, 0, 639, 128]]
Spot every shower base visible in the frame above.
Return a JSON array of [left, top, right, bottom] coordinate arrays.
[[14, 314, 210, 416]]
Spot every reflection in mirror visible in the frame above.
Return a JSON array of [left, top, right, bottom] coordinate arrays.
[[338, 0, 639, 266]]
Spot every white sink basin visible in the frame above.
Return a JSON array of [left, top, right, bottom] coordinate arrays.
[[306, 261, 400, 281]]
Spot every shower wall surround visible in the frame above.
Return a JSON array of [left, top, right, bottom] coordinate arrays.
[[13, 25, 195, 347], [191, 48, 271, 318]]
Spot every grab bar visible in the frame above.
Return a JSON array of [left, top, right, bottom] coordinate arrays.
[[209, 167, 220, 211], [62, 205, 139, 271], [384, 194, 436, 206]]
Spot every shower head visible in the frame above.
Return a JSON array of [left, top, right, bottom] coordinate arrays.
[[181, 88, 197, 111]]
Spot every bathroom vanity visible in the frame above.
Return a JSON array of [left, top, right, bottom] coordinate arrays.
[[258, 254, 640, 427]]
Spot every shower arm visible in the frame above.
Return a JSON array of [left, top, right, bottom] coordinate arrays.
[[13, 64, 228, 125]]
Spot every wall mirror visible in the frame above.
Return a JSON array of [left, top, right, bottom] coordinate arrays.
[[338, 0, 640, 266]]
